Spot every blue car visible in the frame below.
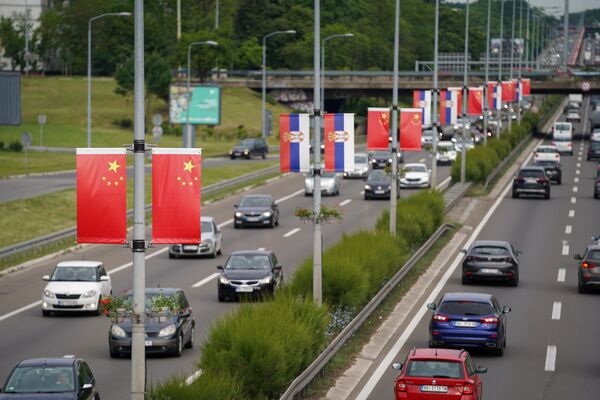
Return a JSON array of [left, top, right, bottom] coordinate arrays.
[[427, 292, 511, 356]]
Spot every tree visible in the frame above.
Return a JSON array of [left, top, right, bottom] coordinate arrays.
[[0, 16, 20, 71]]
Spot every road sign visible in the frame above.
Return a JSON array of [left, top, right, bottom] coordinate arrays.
[[582, 81, 591, 92], [20, 132, 32, 147], [152, 126, 163, 142], [152, 113, 163, 126], [38, 114, 46, 124]]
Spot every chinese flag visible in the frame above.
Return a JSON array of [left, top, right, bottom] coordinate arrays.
[[76, 148, 127, 244], [399, 108, 422, 151], [467, 87, 483, 116], [522, 78, 531, 96], [501, 81, 515, 103], [367, 107, 390, 150], [152, 148, 202, 244]]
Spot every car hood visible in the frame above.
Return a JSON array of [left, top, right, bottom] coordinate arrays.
[[354, 162, 369, 170], [116, 316, 179, 334], [305, 177, 336, 184], [44, 281, 101, 293], [367, 179, 391, 186], [237, 206, 272, 214], [0, 393, 76, 399], [403, 172, 428, 180], [232, 145, 250, 151], [222, 269, 271, 280]]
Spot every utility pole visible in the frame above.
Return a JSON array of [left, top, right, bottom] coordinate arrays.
[[563, 0, 569, 70], [483, 0, 491, 145], [497, 0, 504, 138], [215, 0, 219, 30], [508, 0, 516, 132], [390, 0, 400, 236], [24, 0, 29, 75], [460, 0, 470, 184], [526, 1, 530, 70], [517, 0, 523, 124], [431, 0, 440, 186]]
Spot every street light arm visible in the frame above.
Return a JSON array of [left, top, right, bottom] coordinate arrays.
[[89, 12, 131, 24]]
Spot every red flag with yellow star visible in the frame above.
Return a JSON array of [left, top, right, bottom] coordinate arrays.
[[76, 148, 127, 244], [152, 148, 202, 244], [467, 86, 484, 116], [399, 108, 422, 151]]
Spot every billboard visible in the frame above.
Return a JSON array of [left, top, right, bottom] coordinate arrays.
[[169, 85, 221, 125], [0, 72, 21, 125]]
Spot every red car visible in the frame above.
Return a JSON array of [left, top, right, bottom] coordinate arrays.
[[392, 348, 487, 399]]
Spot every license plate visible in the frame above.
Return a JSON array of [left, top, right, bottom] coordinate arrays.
[[183, 245, 198, 251], [421, 385, 448, 393], [246, 217, 260, 222], [481, 268, 499, 274], [236, 286, 253, 293], [144, 340, 152, 346], [525, 178, 537, 183], [375, 190, 385, 194], [58, 300, 78, 306], [455, 321, 478, 327]]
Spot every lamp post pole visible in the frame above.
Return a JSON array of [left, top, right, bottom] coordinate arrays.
[[526, 1, 530, 70], [497, 0, 505, 138], [460, 0, 470, 184], [563, 0, 569, 70], [483, 0, 491, 145], [431, 0, 440, 186], [390, 0, 400, 236], [312, 0, 322, 306], [321, 33, 354, 112], [508, 0, 516, 132], [517, 0, 523, 124]]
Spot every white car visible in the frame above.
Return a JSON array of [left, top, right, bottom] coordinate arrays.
[[41, 261, 112, 316], [435, 141, 457, 164], [533, 145, 561, 163], [591, 129, 600, 142], [305, 166, 341, 196], [344, 152, 370, 179], [400, 163, 431, 189], [169, 216, 223, 258], [566, 111, 580, 122]]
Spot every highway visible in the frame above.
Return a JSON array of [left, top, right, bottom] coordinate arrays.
[[0, 148, 451, 399], [354, 97, 600, 399]]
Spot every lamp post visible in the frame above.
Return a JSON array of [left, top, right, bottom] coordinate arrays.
[[185, 40, 219, 148], [262, 30, 296, 138], [460, 0, 470, 184], [563, 0, 569, 70], [525, 1, 530, 70], [312, 0, 322, 306], [87, 12, 131, 148], [508, 0, 515, 132], [496, 0, 504, 138], [321, 33, 354, 112], [483, 0, 491, 145], [431, 0, 440, 186], [390, 0, 400, 236]]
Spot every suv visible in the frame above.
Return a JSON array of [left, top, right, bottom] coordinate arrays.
[[574, 245, 600, 293], [512, 166, 551, 199], [533, 160, 562, 184], [461, 240, 521, 286], [391, 348, 487, 399], [229, 138, 268, 159]]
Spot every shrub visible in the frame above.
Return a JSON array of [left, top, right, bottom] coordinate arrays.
[[8, 141, 23, 152], [0, 141, 4, 151], [147, 370, 243, 400]]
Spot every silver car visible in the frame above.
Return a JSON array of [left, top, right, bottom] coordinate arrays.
[[344, 153, 370, 179], [400, 163, 431, 189], [305, 168, 342, 196], [169, 216, 223, 258]]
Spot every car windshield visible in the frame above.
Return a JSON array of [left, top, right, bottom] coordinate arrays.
[[124, 293, 179, 312], [50, 266, 97, 282], [239, 139, 255, 146], [307, 170, 335, 178], [4, 366, 75, 393], [422, 130, 434, 137], [535, 147, 557, 153], [553, 137, 571, 142], [354, 155, 368, 163], [585, 250, 600, 260], [535, 161, 559, 167], [239, 197, 271, 207], [470, 246, 510, 256], [225, 254, 271, 270], [519, 169, 545, 178], [405, 360, 464, 379], [372, 151, 388, 158], [404, 165, 427, 173], [368, 170, 389, 181], [438, 144, 453, 151], [590, 142, 600, 150], [555, 123, 570, 131], [201, 221, 213, 233], [438, 301, 495, 316]]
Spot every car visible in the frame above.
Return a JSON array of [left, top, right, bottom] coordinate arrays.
[[41, 261, 112, 317], [533, 160, 562, 184], [169, 216, 223, 259], [108, 288, 195, 358], [304, 168, 342, 196], [399, 163, 431, 189], [588, 140, 600, 161], [0, 356, 99, 399], [233, 194, 279, 228], [343, 153, 370, 179], [574, 245, 600, 293], [421, 129, 435, 147], [461, 240, 521, 286], [364, 170, 396, 200], [427, 292, 511, 355], [566, 111, 580, 122], [590, 128, 600, 142], [391, 348, 487, 399], [229, 138, 268, 159], [533, 145, 560, 163], [435, 141, 457, 164], [552, 122, 573, 155], [369, 150, 392, 169], [217, 250, 283, 301], [453, 137, 475, 152], [595, 176, 600, 199], [512, 166, 551, 199]]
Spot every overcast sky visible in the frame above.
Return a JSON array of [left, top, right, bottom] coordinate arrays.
[[529, 0, 597, 14]]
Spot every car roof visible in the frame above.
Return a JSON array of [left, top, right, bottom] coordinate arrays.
[[230, 250, 272, 256], [471, 240, 510, 248], [56, 261, 103, 268], [404, 163, 427, 168], [586, 244, 600, 252], [441, 292, 493, 303], [535, 145, 558, 149], [240, 194, 272, 200], [520, 166, 545, 172], [408, 348, 466, 361], [17, 357, 77, 368], [200, 216, 215, 223]]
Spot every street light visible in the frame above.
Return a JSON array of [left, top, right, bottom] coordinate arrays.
[[87, 12, 131, 148], [262, 30, 296, 138], [321, 33, 354, 112], [185, 40, 219, 148]]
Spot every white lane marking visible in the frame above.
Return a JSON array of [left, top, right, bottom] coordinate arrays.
[[437, 176, 452, 190], [551, 302, 562, 320], [545, 345, 557, 372], [574, 177, 579, 183], [577, 156, 582, 161], [576, 169, 580, 175], [339, 199, 352, 207], [257, 247, 265, 251], [360, 190, 365, 195], [275, 188, 305, 204], [576, 162, 581, 168], [557, 268, 566, 282], [0, 301, 42, 323], [562, 243, 569, 256], [192, 272, 220, 288], [185, 369, 203, 385], [571, 197, 576, 204], [218, 219, 233, 228], [565, 225, 572, 234], [283, 228, 301, 238], [419, 158, 426, 162], [569, 209, 575, 218], [573, 186, 578, 193]]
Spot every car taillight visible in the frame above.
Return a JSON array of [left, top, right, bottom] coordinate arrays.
[[395, 379, 407, 392], [466, 256, 475, 262], [537, 177, 547, 183], [433, 314, 449, 322], [481, 316, 498, 324], [582, 262, 595, 269], [516, 177, 525, 183], [504, 257, 513, 263], [460, 383, 475, 395]]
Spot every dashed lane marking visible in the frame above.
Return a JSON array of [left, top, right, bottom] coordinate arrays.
[[571, 197, 576, 204], [192, 272, 220, 288], [565, 225, 572, 234], [551, 302, 562, 320], [557, 268, 566, 282], [545, 345, 557, 372], [562, 243, 569, 256], [283, 228, 301, 238], [569, 210, 575, 217], [339, 199, 352, 207]]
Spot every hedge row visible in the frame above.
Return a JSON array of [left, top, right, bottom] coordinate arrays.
[[148, 190, 444, 399]]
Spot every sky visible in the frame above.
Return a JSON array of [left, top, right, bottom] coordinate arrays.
[[529, 0, 598, 14]]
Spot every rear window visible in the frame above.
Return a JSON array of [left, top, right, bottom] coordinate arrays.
[[590, 142, 600, 150], [438, 301, 495, 316], [554, 123, 571, 131], [470, 246, 510, 256], [553, 137, 571, 142], [405, 360, 464, 379], [535, 147, 557, 153], [519, 169, 544, 178], [586, 250, 600, 260]]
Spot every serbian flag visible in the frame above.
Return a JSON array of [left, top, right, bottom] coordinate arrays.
[[501, 81, 515, 103], [487, 81, 502, 110], [399, 109, 422, 151], [324, 113, 355, 172], [522, 78, 531, 96], [280, 114, 310, 173], [76, 148, 127, 244], [367, 107, 390, 150], [440, 90, 458, 125], [448, 87, 462, 115], [152, 148, 202, 244], [412, 90, 431, 126], [467, 86, 484, 116]]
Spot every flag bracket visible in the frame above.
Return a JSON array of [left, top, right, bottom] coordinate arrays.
[[312, 109, 322, 117], [133, 139, 146, 153], [312, 167, 321, 176], [131, 239, 147, 252], [390, 105, 399, 111]]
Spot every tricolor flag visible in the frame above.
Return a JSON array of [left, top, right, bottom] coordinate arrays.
[[367, 107, 390, 150], [440, 89, 458, 125], [487, 81, 502, 111], [76, 148, 127, 244], [399, 108, 422, 151], [412, 90, 432, 126], [324, 113, 355, 173], [522, 78, 531, 96], [501, 81, 515, 103], [448, 87, 463, 115], [280, 114, 310, 173], [152, 148, 202, 244], [467, 86, 484, 116]]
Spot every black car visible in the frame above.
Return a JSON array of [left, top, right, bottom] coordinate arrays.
[[533, 160, 562, 184], [574, 245, 600, 293], [217, 250, 283, 301], [461, 240, 521, 286], [587, 141, 600, 161], [229, 138, 268, 159], [594, 177, 600, 199], [234, 194, 279, 228], [364, 170, 396, 200], [108, 288, 195, 358], [0, 356, 99, 399], [369, 151, 392, 169], [512, 166, 551, 199]]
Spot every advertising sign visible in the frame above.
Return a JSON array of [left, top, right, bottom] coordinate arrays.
[[169, 85, 221, 125]]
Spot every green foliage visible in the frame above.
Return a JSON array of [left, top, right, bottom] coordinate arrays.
[[148, 371, 243, 400], [7, 141, 23, 152]]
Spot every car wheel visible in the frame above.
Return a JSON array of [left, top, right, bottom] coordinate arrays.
[[217, 244, 222, 256], [230, 155, 235, 160], [185, 325, 195, 349], [95, 297, 103, 315], [109, 348, 120, 359], [270, 218, 276, 229], [595, 193, 599, 200], [234, 223, 240, 229], [245, 154, 251, 160], [42, 310, 52, 317], [218, 290, 226, 302], [578, 284, 588, 294], [545, 191, 550, 199], [512, 190, 518, 199], [557, 178, 562, 185], [275, 217, 279, 227], [262, 152, 266, 159], [210, 249, 217, 258], [461, 275, 471, 285], [364, 194, 369, 200], [169, 253, 178, 259], [508, 275, 519, 287], [493, 341, 505, 356], [173, 333, 183, 357]]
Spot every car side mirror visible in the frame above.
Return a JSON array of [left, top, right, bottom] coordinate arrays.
[[273, 203, 278, 209], [426, 303, 437, 310], [502, 306, 511, 314], [217, 265, 224, 270], [43, 275, 50, 281], [100, 275, 109, 281], [82, 383, 93, 390], [573, 254, 583, 261], [592, 236, 599, 242], [392, 362, 403, 371], [274, 265, 282, 270], [476, 366, 488, 374]]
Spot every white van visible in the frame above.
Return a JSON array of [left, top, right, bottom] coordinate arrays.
[[552, 122, 573, 155]]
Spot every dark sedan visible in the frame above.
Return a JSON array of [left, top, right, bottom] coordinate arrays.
[[574, 245, 600, 293], [587, 141, 600, 161], [512, 166, 551, 199], [533, 160, 562, 184], [461, 240, 521, 286], [369, 151, 392, 169], [217, 250, 283, 301], [229, 138, 268, 159], [595, 177, 600, 199], [234, 194, 279, 228], [108, 288, 195, 358], [364, 170, 396, 200]]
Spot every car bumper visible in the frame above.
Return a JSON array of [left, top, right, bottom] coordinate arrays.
[[430, 328, 501, 349], [370, 161, 390, 169], [436, 157, 455, 164], [544, 171, 561, 182], [305, 186, 338, 195], [463, 265, 518, 281], [218, 282, 274, 298], [110, 335, 179, 355], [344, 170, 369, 179], [42, 296, 100, 312], [399, 180, 430, 188], [365, 189, 391, 199], [513, 185, 548, 195], [234, 216, 272, 227], [230, 151, 250, 158], [170, 243, 214, 256]]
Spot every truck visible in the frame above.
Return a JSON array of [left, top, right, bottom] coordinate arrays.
[[569, 94, 583, 104]]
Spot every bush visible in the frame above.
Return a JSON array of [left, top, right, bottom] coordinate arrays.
[[8, 141, 23, 152], [148, 371, 243, 400], [0, 141, 4, 151]]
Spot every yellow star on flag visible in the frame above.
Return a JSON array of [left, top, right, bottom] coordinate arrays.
[[183, 160, 196, 173], [108, 160, 121, 173]]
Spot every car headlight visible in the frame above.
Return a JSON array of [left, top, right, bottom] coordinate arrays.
[[243, 149, 249, 154], [388, 158, 392, 163], [235, 211, 243, 218], [43, 289, 55, 298], [259, 276, 272, 285], [262, 211, 272, 218], [229, 150, 233, 154], [362, 166, 369, 172], [158, 324, 177, 337], [364, 184, 371, 190], [111, 325, 126, 338], [201, 239, 212, 247], [219, 276, 230, 284], [82, 290, 97, 299]]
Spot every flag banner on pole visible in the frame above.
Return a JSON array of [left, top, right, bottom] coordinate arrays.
[[522, 78, 531, 96], [501, 81, 515, 103], [514, 79, 523, 102], [467, 86, 484, 116], [448, 87, 462, 115], [280, 114, 310, 173], [412, 90, 432, 126], [76, 148, 127, 244], [487, 81, 502, 110], [399, 108, 422, 151], [440, 90, 458, 125], [324, 113, 355, 172], [152, 148, 202, 244], [367, 107, 390, 150]]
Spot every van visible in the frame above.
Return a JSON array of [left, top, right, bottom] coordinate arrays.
[[552, 122, 573, 155]]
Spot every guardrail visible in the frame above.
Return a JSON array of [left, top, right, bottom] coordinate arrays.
[[0, 165, 280, 265]]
